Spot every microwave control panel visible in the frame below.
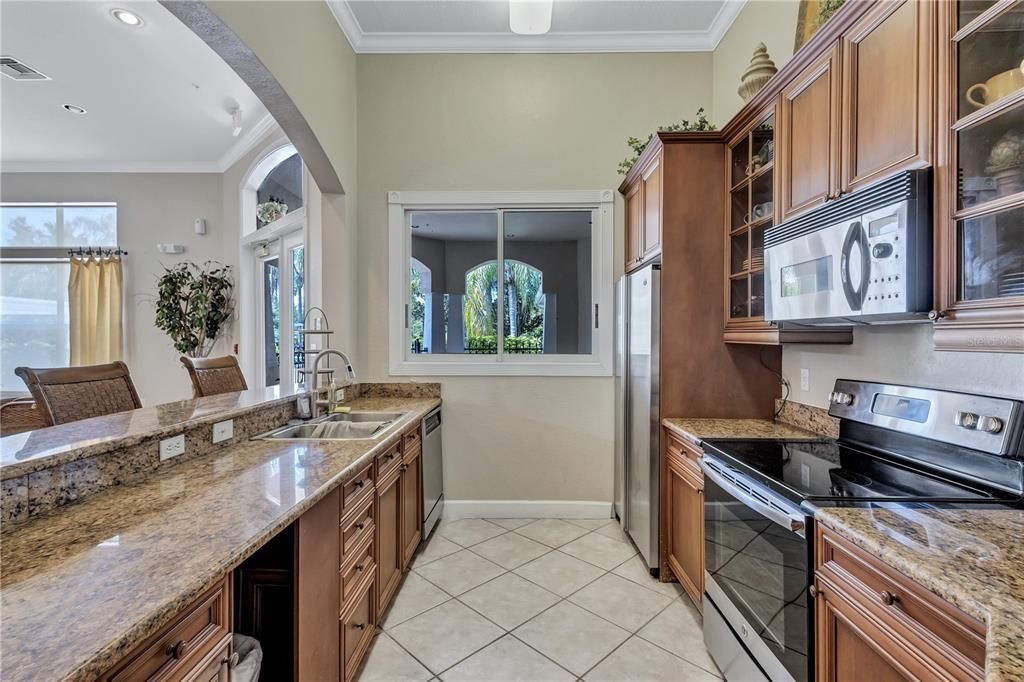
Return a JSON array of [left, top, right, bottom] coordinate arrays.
[[845, 204, 909, 314]]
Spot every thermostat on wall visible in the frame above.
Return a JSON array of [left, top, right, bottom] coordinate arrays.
[[157, 244, 185, 254]]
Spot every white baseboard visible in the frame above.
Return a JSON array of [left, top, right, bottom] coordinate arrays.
[[443, 499, 613, 520]]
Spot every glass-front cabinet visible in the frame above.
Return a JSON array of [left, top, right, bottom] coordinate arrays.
[[935, 0, 1024, 351]]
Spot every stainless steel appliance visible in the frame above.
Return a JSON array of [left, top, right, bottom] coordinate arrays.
[[614, 264, 661, 572], [764, 169, 932, 325], [422, 407, 443, 537], [700, 379, 1023, 682]]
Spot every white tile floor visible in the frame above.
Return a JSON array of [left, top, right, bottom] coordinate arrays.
[[357, 518, 723, 682]]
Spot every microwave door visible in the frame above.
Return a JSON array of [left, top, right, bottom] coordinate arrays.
[[766, 220, 859, 323]]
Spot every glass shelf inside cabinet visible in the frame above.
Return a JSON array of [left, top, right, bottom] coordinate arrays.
[[958, 105, 1024, 210], [960, 1, 1001, 30], [732, 137, 750, 187], [958, 6, 1024, 120], [960, 204, 1024, 301]]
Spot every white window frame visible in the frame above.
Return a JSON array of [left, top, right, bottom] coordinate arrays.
[[388, 190, 615, 376]]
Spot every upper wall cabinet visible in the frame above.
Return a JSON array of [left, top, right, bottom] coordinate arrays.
[[624, 153, 663, 271], [778, 0, 934, 223], [933, 0, 1024, 352]]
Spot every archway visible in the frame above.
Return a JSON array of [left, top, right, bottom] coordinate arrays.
[[463, 259, 545, 354]]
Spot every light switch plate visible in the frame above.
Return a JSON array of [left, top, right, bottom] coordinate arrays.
[[160, 434, 186, 461], [213, 419, 234, 444]]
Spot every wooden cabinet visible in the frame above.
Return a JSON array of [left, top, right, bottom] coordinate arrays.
[[779, 42, 842, 220], [933, 0, 1024, 352], [663, 431, 703, 608], [400, 426, 423, 567], [182, 636, 232, 682], [623, 153, 663, 270], [814, 524, 985, 682], [341, 573, 376, 682], [376, 460, 402, 612], [841, 0, 934, 192], [297, 487, 342, 682]]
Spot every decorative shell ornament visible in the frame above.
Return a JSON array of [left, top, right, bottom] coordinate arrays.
[[738, 43, 778, 102]]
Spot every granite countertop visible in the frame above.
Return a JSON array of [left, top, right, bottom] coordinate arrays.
[[662, 417, 822, 448], [0, 395, 440, 682], [815, 505, 1024, 682], [0, 384, 308, 479]]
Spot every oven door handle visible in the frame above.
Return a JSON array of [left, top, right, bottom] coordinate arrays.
[[700, 459, 806, 537]]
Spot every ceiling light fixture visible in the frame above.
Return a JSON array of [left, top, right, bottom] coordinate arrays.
[[509, 0, 553, 35], [111, 8, 144, 27], [63, 104, 87, 114], [230, 108, 243, 137]]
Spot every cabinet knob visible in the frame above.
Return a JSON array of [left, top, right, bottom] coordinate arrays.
[[355, 563, 365, 572], [352, 623, 366, 631], [354, 522, 364, 530], [808, 584, 818, 598], [225, 652, 240, 668], [880, 590, 898, 606], [354, 480, 365, 488], [928, 309, 946, 321], [401, 464, 409, 472], [167, 640, 189, 660]]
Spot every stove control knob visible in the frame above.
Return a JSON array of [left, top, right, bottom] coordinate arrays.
[[978, 415, 1004, 434], [955, 411, 979, 429], [829, 391, 854, 406]]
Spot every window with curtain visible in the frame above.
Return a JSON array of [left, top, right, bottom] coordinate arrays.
[[0, 203, 118, 391]]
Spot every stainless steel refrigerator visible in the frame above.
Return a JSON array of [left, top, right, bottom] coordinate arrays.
[[614, 263, 661, 573]]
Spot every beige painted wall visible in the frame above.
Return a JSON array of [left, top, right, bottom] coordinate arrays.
[[208, 0, 360, 358], [1, 172, 229, 405], [711, 0, 801, 125], [357, 52, 713, 503]]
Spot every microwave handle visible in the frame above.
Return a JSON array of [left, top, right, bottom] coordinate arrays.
[[700, 459, 806, 537]]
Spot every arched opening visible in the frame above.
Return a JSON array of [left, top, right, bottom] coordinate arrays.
[[464, 259, 544, 354]]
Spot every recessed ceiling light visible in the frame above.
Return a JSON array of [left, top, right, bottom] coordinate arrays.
[[63, 104, 87, 114], [111, 8, 144, 27]]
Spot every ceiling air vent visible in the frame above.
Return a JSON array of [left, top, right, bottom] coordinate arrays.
[[0, 56, 50, 81]]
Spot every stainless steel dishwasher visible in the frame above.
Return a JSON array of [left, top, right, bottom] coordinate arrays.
[[421, 407, 443, 537]]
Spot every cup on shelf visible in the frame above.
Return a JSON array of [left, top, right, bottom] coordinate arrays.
[[966, 59, 1024, 109]]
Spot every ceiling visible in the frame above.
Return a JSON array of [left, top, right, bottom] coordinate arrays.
[[329, 0, 748, 53], [412, 210, 591, 241], [0, 0, 274, 173]]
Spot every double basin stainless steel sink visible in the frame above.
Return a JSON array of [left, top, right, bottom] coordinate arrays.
[[257, 411, 409, 441]]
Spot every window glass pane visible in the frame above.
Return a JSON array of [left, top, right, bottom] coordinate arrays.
[[257, 154, 303, 229], [1, 262, 70, 391], [63, 206, 117, 246], [409, 211, 498, 354], [291, 246, 305, 375], [263, 258, 281, 386], [503, 211, 592, 355], [1, 206, 57, 246]]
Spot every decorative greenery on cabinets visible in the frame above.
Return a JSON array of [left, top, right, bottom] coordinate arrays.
[[155, 261, 235, 357], [617, 108, 716, 174]]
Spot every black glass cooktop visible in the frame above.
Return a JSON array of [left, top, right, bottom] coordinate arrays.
[[701, 438, 1008, 505]]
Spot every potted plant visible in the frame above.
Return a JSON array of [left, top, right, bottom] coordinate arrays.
[[154, 261, 235, 357], [256, 196, 288, 225], [618, 108, 716, 175]]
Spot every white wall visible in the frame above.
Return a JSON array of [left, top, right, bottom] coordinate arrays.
[[1, 172, 228, 404], [357, 52, 714, 504]]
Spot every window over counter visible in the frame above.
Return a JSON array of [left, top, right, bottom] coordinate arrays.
[[388, 191, 613, 376], [0, 203, 117, 391]]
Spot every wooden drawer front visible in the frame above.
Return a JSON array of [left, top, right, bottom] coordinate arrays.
[[342, 463, 375, 514], [402, 427, 421, 454], [665, 431, 702, 474], [340, 493, 375, 560], [376, 442, 401, 480], [816, 527, 985, 675], [340, 532, 376, 606], [341, 576, 377, 682], [108, 578, 230, 682], [181, 634, 231, 682]]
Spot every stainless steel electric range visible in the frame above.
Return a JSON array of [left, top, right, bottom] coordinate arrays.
[[698, 379, 1024, 682]]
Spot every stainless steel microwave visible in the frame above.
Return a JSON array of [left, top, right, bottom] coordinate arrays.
[[765, 169, 933, 325]]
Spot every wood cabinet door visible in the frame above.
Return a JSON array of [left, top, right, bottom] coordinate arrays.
[[296, 487, 341, 682], [625, 179, 643, 270], [841, 0, 933, 192], [779, 42, 841, 220], [665, 453, 703, 608], [641, 156, 662, 260], [400, 448, 422, 568], [376, 468, 403, 613]]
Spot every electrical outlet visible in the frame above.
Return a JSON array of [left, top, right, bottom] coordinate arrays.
[[213, 419, 234, 444], [800, 368, 810, 392], [160, 434, 186, 461]]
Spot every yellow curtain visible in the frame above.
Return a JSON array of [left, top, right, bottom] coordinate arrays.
[[68, 256, 124, 365]]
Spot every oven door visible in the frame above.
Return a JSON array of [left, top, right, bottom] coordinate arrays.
[[701, 456, 810, 682]]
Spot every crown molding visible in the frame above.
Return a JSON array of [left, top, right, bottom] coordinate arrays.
[[217, 112, 280, 172], [327, 0, 748, 54]]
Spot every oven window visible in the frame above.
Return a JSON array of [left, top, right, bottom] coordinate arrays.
[[780, 255, 832, 298], [705, 478, 809, 682]]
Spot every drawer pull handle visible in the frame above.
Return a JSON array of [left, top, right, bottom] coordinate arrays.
[[808, 585, 818, 598], [880, 590, 898, 606], [400, 464, 409, 472], [353, 480, 365, 489], [353, 623, 366, 630], [355, 563, 365, 572], [225, 652, 240, 668], [167, 640, 189, 660], [354, 522, 365, 530]]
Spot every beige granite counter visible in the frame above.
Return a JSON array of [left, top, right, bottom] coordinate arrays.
[[662, 417, 823, 448], [0, 395, 440, 682], [815, 505, 1024, 682], [0, 384, 307, 479]]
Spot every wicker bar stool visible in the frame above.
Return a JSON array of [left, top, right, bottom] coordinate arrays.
[[0, 398, 48, 436], [14, 361, 143, 427], [180, 355, 248, 398]]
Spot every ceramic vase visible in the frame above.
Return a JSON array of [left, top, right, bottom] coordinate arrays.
[[738, 43, 778, 102]]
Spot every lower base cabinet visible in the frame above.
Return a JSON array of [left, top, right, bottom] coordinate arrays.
[[341, 574, 377, 682], [663, 430, 704, 608], [814, 525, 985, 682]]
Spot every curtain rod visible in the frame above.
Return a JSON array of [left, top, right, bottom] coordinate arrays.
[[67, 247, 128, 257]]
